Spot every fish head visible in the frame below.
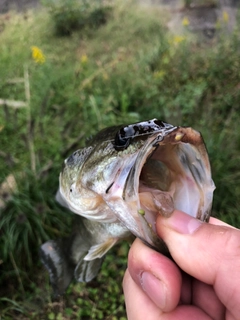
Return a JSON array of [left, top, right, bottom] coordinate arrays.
[[59, 119, 215, 252]]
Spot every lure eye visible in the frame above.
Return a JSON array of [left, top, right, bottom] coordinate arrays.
[[114, 124, 135, 151], [114, 133, 131, 151]]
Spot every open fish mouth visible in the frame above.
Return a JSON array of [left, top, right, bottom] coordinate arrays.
[[121, 124, 215, 236]]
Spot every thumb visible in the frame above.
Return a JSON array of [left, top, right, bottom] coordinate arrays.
[[156, 210, 240, 316]]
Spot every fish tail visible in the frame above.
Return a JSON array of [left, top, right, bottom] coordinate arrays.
[[40, 239, 75, 297], [40, 217, 106, 296]]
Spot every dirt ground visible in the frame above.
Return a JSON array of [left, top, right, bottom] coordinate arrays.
[[0, 0, 40, 13], [0, 0, 238, 38], [1, 0, 239, 13]]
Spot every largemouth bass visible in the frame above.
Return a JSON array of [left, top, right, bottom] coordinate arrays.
[[40, 119, 215, 296]]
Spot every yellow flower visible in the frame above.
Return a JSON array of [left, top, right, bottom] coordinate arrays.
[[102, 72, 109, 81], [80, 54, 88, 65], [153, 70, 166, 79], [182, 17, 189, 26], [173, 35, 186, 44], [31, 46, 45, 64], [223, 11, 229, 23]]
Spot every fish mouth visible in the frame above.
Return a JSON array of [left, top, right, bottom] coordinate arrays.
[[124, 127, 215, 234]]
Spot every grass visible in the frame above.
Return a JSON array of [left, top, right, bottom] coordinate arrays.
[[0, 1, 240, 318]]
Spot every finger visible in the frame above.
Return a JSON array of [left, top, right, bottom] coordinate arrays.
[[157, 210, 240, 317], [127, 238, 182, 312], [159, 305, 213, 320], [209, 217, 237, 229], [123, 269, 212, 320], [192, 279, 225, 320], [179, 271, 192, 305], [123, 269, 163, 320]]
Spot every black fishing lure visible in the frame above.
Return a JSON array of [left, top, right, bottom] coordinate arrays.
[[114, 119, 174, 150]]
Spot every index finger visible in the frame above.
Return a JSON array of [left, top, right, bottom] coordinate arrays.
[[209, 217, 238, 229], [156, 210, 240, 318]]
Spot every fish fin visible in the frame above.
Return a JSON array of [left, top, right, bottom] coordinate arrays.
[[40, 239, 74, 297], [84, 238, 119, 261], [74, 256, 104, 282]]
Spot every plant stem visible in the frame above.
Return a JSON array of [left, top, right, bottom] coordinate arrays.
[[9, 252, 25, 297], [24, 64, 36, 174]]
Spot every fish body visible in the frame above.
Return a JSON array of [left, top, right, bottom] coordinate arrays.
[[40, 119, 215, 296]]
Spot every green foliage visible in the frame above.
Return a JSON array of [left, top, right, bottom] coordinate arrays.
[[0, 1, 240, 318], [42, 0, 112, 36], [0, 172, 72, 268]]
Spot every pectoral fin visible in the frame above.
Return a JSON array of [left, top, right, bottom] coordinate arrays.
[[84, 238, 119, 261], [74, 255, 104, 282]]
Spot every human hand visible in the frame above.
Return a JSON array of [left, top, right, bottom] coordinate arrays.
[[123, 210, 240, 320]]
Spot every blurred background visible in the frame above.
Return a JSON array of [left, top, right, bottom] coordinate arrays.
[[0, 0, 240, 318]]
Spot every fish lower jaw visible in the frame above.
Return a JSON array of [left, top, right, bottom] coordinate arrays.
[[137, 188, 173, 232], [136, 176, 202, 234]]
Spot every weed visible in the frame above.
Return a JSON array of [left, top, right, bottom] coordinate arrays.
[[42, 0, 112, 36]]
